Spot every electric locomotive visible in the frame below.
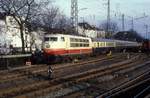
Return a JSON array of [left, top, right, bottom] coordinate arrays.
[[43, 34, 92, 63]]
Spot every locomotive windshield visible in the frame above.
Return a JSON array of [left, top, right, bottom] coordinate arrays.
[[44, 37, 58, 41]]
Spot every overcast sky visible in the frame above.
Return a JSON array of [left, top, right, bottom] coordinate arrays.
[[54, 0, 150, 37]]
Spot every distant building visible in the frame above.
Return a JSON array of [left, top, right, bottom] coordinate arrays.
[[78, 22, 106, 38], [0, 13, 44, 52]]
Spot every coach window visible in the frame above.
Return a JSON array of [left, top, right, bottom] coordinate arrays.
[[100, 43, 102, 47], [97, 43, 99, 47], [94, 43, 96, 47], [61, 37, 65, 41]]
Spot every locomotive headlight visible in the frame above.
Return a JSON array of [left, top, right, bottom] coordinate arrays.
[[46, 44, 50, 48]]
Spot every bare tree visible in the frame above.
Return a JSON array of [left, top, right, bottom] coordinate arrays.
[[55, 14, 67, 29], [54, 14, 72, 32], [0, 0, 50, 53], [37, 7, 72, 34], [41, 6, 59, 31], [100, 21, 119, 38]]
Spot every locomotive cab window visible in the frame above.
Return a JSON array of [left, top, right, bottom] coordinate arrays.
[[44, 37, 58, 41], [44, 37, 49, 41]]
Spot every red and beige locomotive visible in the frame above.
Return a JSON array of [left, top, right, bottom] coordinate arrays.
[[43, 34, 92, 55], [43, 34, 92, 62]]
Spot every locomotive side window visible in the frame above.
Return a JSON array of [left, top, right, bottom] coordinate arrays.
[[85, 39, 89, 42], [70, 43, 75, 47], [70, 43, 89, 47], [70, 38, 89, 43], [70, 37, 90, 47], [85, 44, 89, 47], [75, 39, 78, 42]]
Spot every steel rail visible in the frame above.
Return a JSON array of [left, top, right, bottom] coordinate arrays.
[[96, 70, 150, 98], [14, 55, 141, 98]]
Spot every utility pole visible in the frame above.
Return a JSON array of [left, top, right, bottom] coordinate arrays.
[[107, 0, 111, 38], [122, 14, 125, 31], [128, 15, 148, 31], [131, 17, 134, 31], [144, 24, 148, 39], [71, 0, 78, 34]]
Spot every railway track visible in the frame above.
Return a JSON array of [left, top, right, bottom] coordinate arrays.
[[145, 94, 150, 98], [62, 60, 150, 98], [0, 54, 124, 87], [9, 54, 146, 98], [97, 71, 150, 98], [0, 54, 108, 74], [0, 64, 48, 85], [0, 64, 46, 80], [0, 53, 147, 98], [0, 54, 108, 78], [0, 53, 126, 84]]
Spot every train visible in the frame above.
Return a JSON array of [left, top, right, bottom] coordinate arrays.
[[39, 33, 141, 63], [141, 39, 150, 53]]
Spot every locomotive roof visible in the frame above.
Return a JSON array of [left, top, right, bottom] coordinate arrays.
[[44, 34, 91, 39]]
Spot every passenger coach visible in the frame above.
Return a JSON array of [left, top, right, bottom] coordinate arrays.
[[92, 38, 141, 54], [92, 38, 116, 54]]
